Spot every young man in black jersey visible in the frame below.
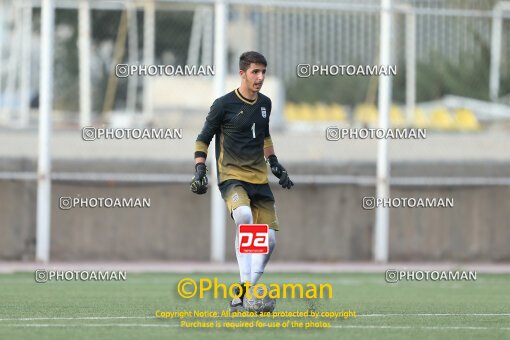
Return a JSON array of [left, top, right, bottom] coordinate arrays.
[[190, 51, 293, 311]]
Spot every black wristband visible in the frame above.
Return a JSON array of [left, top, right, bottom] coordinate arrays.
[[194, 151, 207, 159], [267, 154, 278, 166]]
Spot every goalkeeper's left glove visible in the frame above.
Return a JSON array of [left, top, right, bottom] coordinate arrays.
[[267, 155, 294, 189]]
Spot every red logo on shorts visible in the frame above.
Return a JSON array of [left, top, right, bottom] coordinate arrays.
[[238, 224, 269, 254]]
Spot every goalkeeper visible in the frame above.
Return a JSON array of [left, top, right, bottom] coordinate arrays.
[[191, 51, 293, 311]]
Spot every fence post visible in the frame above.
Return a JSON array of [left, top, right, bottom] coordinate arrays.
[[36, 0, 55, 263], [374, 0, 393, 263]]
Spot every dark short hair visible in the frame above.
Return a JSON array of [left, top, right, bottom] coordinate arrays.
[[239, 51, 267, 71]]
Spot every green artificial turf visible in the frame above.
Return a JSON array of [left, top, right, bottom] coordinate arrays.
[[0, 272, 509, 339]]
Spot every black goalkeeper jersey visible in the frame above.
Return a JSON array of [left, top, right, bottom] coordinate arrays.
[[195, 88, 273, 184]]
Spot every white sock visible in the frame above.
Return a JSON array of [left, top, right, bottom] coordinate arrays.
[[233, 206, 253, 284], [250, 229, 276, 285]]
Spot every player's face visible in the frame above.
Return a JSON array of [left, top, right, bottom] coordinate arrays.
[[241, 63, 266, 93]]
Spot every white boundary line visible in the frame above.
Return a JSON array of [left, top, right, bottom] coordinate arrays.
[[330, 325, 510, 331], [3, 261, 510, 273], [0, 313, 509, 322], [0, 316, 155, 321], [1, 323, 510, 331], [1, 323, 178, 328], [358, 313, 510, 317]]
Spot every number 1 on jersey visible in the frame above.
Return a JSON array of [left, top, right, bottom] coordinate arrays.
[[251, 122, 256, 138]]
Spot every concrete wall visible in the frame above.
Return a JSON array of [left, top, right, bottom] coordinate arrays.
[[1, 157, 510, 262]]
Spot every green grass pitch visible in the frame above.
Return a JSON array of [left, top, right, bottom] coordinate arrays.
[[0, 272, 509, 339]]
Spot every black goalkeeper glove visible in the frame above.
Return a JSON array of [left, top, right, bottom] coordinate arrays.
[[267, 155, 294, 189], [190, 162, 208, 194]]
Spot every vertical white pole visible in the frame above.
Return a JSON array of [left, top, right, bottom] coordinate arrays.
[[127, 2, 138, 115], [405, 7, 416, 126], [490, 5, 502, 102], [187, 7, 203, 66], [0, 0, 4, 113], [202, 7, 213, 66], [211, 0, 227, 263], [4, 4, 20, 123], [19, 2, 32, 126], [143, 0, 155, 124], [36, 0, 55, 263], [79, 0, 92, 127], [374, 0, 392, 263]]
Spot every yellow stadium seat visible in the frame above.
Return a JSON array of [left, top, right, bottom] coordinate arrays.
[[285, 102, 348, 122], [390, 105, 405, 128], [299, 103, 315, 121], [293, 103, 306, 120], [315, 103, 330, 121], [354, 103, 378, 126], [413, 107, 429, 128], [454, 108, 480, 131], [430, 107, 455, 130], [330, 104, 347, 121], [284, 103, 299, 121]]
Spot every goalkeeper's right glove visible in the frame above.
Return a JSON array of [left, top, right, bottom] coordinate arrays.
[[190, 162, 208, 194]]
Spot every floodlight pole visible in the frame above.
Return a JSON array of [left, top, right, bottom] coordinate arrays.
[[143, 0, 155, 124], [210, 0, 227, 263], [126, 1, 138, 115], [79, 0, 92, 127], [36, 0, 55, 263], [374, 0, 393, 263], [19, 2, 32, 127], [490, 2, 510, 101], [0, 1, 4, 116], [405, 6, 416, 126]]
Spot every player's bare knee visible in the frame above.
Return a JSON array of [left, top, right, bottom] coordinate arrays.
[[233, 205, 253, 225]]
